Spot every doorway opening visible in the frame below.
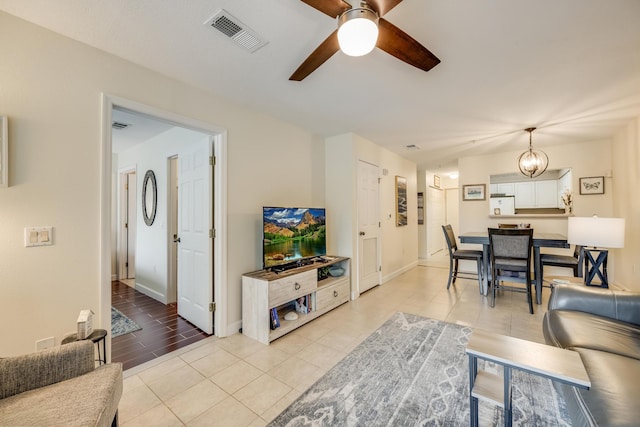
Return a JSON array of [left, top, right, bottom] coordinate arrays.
[[101, 95, 228, 368]]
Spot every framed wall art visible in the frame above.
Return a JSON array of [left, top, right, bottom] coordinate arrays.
[[433, 174, 441, 189], [462, 184, 486, 201], [579, 176, 604, 195], [0, 115, 7, 188], [395, 176, 408, 227]]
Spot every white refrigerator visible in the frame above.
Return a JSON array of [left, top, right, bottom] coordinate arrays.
[[490, 196, 515, 215]]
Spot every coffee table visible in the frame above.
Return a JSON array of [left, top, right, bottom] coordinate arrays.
[[465, 329, 590, 427]]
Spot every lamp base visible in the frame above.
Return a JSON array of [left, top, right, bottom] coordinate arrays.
[[584, 249, 608, 288]]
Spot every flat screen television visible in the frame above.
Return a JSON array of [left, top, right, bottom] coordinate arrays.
[[263, 207, 326, 269]]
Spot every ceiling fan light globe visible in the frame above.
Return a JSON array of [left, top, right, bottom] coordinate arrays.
[[337, 8, 379, 57]]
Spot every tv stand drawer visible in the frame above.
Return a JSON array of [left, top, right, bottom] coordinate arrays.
[[316, 279, 349, 311], [269, 270, 317, 307]]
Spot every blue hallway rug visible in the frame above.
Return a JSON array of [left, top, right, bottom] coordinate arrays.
[[111, 307, 142, 338]]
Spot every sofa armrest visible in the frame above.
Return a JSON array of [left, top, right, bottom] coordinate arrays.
[[548, 284, 640, 326], [0, 340, 95, 399]]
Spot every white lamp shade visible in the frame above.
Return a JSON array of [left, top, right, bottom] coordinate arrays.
[[337, 9, 379, 57], [567, 216, 625, 248]]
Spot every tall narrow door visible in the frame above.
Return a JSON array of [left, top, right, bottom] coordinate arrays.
[[126, 172, 137, 279], [426, 186, 445, 255], [357, 160, 380, 294], [177, 139, 213, 334]]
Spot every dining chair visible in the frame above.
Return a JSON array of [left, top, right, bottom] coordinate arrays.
[[540, 245, 584, 278], [488, 227, 535, 314], [442, 225, 484, 293]]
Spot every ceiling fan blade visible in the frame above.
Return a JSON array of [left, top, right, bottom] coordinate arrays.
[[290, 30, 341, 81], [300, 0, 351, 18], [366, 0, 403, 17], [376, 18, 440, 72]]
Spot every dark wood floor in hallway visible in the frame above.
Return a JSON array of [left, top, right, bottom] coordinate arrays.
[[111, 281, 209, 371]]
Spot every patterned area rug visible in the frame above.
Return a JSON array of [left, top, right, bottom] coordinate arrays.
[[269, 312, 571, 426], [111, 307, 142, 338]]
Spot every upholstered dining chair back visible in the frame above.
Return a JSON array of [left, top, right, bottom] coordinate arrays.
[[488, 227, 535, 313]]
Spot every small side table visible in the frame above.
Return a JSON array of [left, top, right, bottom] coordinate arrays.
[[466, 329, 590, 427], [62, 329, 108, 365]]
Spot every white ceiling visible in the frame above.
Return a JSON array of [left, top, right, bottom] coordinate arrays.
[[2, 0, 640, 172]]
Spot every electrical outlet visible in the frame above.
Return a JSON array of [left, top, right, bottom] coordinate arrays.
[[35, 336, 55, 351]]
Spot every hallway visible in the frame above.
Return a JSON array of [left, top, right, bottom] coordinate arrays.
[[112, 281, 210, 370]]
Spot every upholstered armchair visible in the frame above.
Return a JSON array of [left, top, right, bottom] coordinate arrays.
[[0, 340, 122, 426]]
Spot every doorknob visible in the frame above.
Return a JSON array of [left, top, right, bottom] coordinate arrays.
[[173, 234, 181, 243], [359, 231, 365, 236]]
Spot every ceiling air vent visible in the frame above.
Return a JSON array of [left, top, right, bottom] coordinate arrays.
[[112, 121, 130, 130], [404, 144, 421, 150], [205, 9, 268, 53]]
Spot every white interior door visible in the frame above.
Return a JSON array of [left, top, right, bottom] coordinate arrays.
[[177, 139, 213, 334], [445, 188, 459, 237], [357, 160, 380, 294], [426, 186, 445, 255], [126, 172, 136, 279]]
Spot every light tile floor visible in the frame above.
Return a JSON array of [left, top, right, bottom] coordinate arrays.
[[119, 263, 553, 426]]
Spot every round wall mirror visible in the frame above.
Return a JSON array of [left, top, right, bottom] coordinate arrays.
[[142, 170, 157, 226]]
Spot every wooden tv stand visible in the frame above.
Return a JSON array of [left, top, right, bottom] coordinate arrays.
[[242, 256, 351, 344]]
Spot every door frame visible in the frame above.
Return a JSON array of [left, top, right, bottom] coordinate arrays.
[[117, 167, 137, 281], [100, 94, 229, 348]]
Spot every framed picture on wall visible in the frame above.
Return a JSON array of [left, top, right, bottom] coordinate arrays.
[[579, 176, 604, 195], [395, 176, 408, 227], [0, 115, 7, 188], [462, 184, 486, 201], [433, 175, 441, 189], [417, 192, 424, 225]]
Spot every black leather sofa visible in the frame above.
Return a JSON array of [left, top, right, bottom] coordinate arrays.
[[543, 284, 640, 426]]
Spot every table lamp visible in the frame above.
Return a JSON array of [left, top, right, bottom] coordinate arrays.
[[567, 216, 625, 288]]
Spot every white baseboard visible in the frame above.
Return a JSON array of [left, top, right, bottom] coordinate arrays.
[[382, 260, 419, 284], [134, 283, 166, 304], [227, 320, 242, 337]]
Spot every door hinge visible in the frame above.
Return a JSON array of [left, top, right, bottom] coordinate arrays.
[[378, 222, 381, 228], [209, 229, 216, 239], [209, 302, 216, 312], [125, 262, 129, 268], [209, 156, 216, 166], [379, 265, 382, 272], [125, 222, 128, 229]]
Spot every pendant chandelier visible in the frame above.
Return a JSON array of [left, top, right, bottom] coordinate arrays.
[[517, 127, 548, 178]]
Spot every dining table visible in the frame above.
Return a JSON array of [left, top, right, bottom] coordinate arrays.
[[458, 231, 569, 305]]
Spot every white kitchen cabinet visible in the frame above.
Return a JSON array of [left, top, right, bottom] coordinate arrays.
[[535, 180, 559, 208], [514, 182, 535, 208]]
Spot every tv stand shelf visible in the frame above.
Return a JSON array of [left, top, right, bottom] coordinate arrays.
[[242, 256, 351, 344]]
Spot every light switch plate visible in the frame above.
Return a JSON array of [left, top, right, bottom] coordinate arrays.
[[24, 226, 53, 247]]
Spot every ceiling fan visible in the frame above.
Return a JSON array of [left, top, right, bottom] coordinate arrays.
[[290, 0, 441, 81]]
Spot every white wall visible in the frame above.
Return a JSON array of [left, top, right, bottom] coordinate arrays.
[[611, 117, 640, 290], [115, 127, 210, 302], [459, 139, 614, 235], [0, 11, 322, 355], [325, 133, 418, 292]]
